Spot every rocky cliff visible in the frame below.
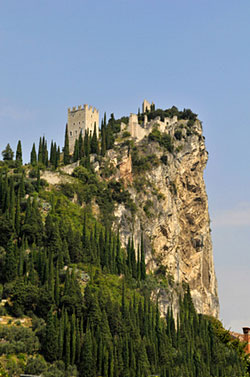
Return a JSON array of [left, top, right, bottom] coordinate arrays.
[[104, 118, 219, 318]]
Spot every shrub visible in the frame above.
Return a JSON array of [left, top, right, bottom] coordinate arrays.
[[25, 355, 47, 375], [143, 200, 154, 218], [122, 131, 131, 138], [60, 183, 75, 199], [174, 130, 182, 140], [132, 151, 159, 174], [148, 130, 173, 152], [160, 155, 168, 165]]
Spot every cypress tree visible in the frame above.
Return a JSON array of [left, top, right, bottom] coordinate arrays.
[[73, 139, 79, 162], [84, 131, 90, 157], [71, 312, 76, 365], [5, 238, 17, 282], [36, 167, 40, 192], [54, 262, 60, 306], [30, 143, 37, 166], [140, 234, 146, 280], [91, 123, 98, 154], [64, 124, 70, 165], [20, 171, 25, 198], [101, 120, 106, 156], [44, 309, 58, 362], [50, 141, 54, 166], [79, 324, 94, 377], [58, 315, 64, 360], [9, 178, 15, 225], [65, 320, 71, 367], [56, 146, 60, 168], [38, 137, 43, 163], [78, 131, 84, 159], [137, 244, 141, 280], [16, 140, 23, 166]]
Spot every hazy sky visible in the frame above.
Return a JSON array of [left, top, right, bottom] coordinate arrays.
[[1, 0, 250, 332]]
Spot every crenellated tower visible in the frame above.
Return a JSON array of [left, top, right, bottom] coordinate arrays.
[[67, 104, 99, 153]]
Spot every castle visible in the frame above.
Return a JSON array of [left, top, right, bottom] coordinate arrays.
[[67, 104, 99, 153], [120, 99, 179, 141], [66, 99, 187, 154]]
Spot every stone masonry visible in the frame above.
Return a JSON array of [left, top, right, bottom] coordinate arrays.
[[67, 104, 99, 153]]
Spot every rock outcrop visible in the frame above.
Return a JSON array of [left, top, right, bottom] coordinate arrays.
[[109, 119, 219, 318]]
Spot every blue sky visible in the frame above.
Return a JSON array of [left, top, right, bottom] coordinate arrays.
[[1, 0, 250, 331]]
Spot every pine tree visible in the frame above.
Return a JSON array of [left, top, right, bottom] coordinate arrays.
[[64, 124, 70, 165], [2, 143, 14, 161]]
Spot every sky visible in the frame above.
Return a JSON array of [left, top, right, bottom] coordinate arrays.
[[0, 0, 250, 332]]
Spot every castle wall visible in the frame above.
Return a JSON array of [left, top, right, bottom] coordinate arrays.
[[67, 104, 99, 154], [142, 99, 151, 113], [128, 113, 148, 141]]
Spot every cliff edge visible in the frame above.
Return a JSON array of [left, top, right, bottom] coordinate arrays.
[[104, 116, 219, 318]]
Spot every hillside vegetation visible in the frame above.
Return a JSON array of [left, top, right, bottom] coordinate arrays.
[[0, 108, 248, 376]]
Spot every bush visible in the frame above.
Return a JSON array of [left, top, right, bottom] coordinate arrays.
[[148, 130, 173, 152], [160, 155, 168, 165], [72, 166, 97, 185], [132, 151, 159, 174], [143, 200, 153, 218], [25, 355, 47, 375], [0, 325, 40, 355], [174, 130, 182, 140], [122, 131, 131, 138], [29, 168, 37, 178], [60, 183, 75, 199]]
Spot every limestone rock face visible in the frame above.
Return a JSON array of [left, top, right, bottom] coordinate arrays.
[[112, 120, 219, 318]]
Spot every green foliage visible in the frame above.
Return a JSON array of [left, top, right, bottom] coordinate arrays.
[[140, 105, 197, 123], [174, 129, 182, 140], [148, 129, 173, 152], [2, 144, 14, 161], [0, 325, 40, 355], [15, 140, 23, 166], [63, 125, 70, 165], [0, 133, 248, 377], [132, 149, 160, 174], [30, 143, 37, 166], [143, 199, 153, 218], [122, 131, 131, 138]]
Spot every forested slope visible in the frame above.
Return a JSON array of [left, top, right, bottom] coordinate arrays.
[[0, 109, 248, 376]]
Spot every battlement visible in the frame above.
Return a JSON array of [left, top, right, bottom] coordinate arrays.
[[68, 104, 99, 114]]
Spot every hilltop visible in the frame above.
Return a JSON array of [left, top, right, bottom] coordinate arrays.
[[0, 103, 247, 376]]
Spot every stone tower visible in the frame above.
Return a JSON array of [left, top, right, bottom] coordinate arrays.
[[142, 99, 154, 113], [67, 104, 99, 153]]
